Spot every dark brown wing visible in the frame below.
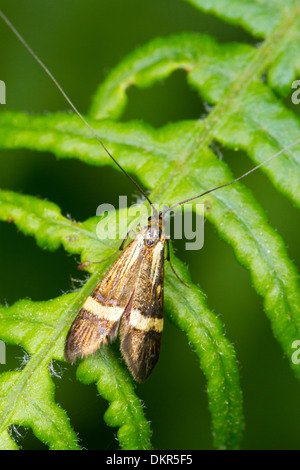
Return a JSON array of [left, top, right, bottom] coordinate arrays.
[[64, 234, 146, 363], [119, 239, 165, 382]]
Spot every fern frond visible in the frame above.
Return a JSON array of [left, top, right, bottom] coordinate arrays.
[[0, 0, 299, 450]]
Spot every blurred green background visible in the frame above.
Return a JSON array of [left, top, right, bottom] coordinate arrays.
[[0, 0, 300, 450]]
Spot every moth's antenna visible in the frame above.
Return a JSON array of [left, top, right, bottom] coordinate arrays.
[[162, 138, 300, 215], [0, 9, 157, 216]]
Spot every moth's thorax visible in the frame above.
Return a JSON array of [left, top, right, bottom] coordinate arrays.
[[139, 214, 165, 248]]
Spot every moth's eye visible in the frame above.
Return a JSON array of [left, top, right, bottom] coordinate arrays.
[[146, 239, 155, 246]]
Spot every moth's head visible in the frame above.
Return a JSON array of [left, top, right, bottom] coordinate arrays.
[[145, 212, 163, 247]]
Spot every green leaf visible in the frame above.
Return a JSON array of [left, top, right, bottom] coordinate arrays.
[[0, 192, 152, 449], [0, 270, 152, 450], [0, 294, 80, 450], [184, 0, 300, 94]]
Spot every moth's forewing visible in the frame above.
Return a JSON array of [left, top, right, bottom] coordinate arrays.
[[64, 234, 146, 363], [119, 239, 165, 383]]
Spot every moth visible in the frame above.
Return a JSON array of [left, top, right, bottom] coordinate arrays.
[[1, 9, 297, 382]]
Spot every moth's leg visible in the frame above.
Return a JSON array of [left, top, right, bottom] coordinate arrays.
[[166, 239, 190, 288], [78, 229, 137, 270]]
